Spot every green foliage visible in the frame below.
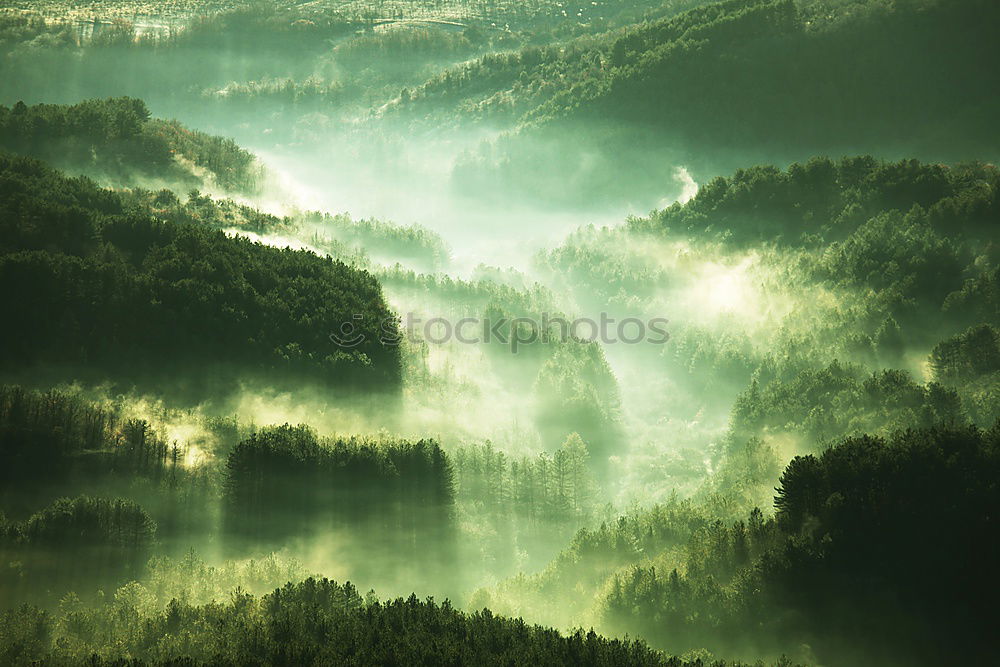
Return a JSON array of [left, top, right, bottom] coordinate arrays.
[[543, 157, 998, 373], [600, 425, 1000, 664], [731, 362, 964, 444], [223, 424, 455, 574], [333, 23, 477, 67], [19, 495, 155, 553], [0, 2, 997, 663], [930, 323, 1000, 383], [142, 550, 314, 606], [0, 495, 155, 601], [601, 509, 783, 656], [561, 0, 998, 158], [454, 435, 600, 576], [0, 384, 229, 587], [477, 497, 711, 630], [536, 224, 664, 312], [534, 342, 624, 463], [944, 265, 1000, 328], [0, 575, 693, 666], [439, 0, 1000, 206], [0, 98, 260, 192], [455, 436, 598, 527], [929, 324, 1000, 425], [0, 385, 115, 489], [123, 189, 451, 271], [637, 157, 997, 248], [301, 210, 451, 272], [128, 187, 291, 235], [762, 425, 1000, 663], [380, 263, 557, 317], [0, 154, 401, 395]]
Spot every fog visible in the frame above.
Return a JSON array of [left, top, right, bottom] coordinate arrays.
[[1, 2, 997, 665]]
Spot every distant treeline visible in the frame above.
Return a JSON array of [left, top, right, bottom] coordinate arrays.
[[614, 425, 1000, 664], [455, 435, 598, 528], [485, 424, 1000, 665], [454, 435, 602, 573], [0, 7, 514, 122], [301, 210, 451, 272], [634, 156, 998, 250], [0, 575, 732, 666], [541, 155, 999, 437], [637, 156, 1000, 424], [731, 364, 964, 443], [0, 495, 155, 604], [566, 0, 1000, 159], [0, 384, 182, 492], [440, 0, 1000, 206], [0, 98, 261, 192], [0, 384, 223, 600], [224, 424, 456, 573], [0, 153, 402, 396], [929, 324, 1000, 426], [0, 384, 465, 602], [124, 188, 452, 272]]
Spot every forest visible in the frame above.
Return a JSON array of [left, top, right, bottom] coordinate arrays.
[[0, 0, 996, 665]]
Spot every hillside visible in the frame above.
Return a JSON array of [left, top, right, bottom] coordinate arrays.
[[0, 153, 401, 397], [0, 97, 261, 192], [0, 0, 997, 664], [424, 0, 1000, 206]]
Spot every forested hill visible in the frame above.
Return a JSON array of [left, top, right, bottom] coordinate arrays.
[[637, 156, 1000, 333], [410, 0, 998, 160], [0, 576, 730, 666], [0, 153, 401, 397], [479, 425, 1000, 665], [634, 155, 999, 247], [526, 0, 1000, 155], [426, 0, 1000, 207], [0, 97, 261, 192]]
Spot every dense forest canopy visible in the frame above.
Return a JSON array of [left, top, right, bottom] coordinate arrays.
[[444, 0, 1000, 206], [0, 97, 262, 192], [0, 153, 402, 397], [0, 0, 997, 664]]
